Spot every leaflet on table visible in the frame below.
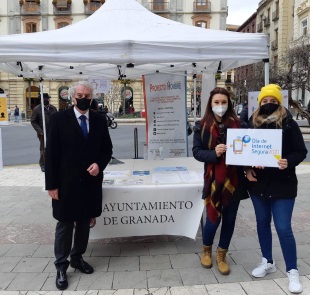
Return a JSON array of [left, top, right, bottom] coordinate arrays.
[[153, 166, 188, 172], [104, 170, 130, 178], [132, 170, 150, 176], [152, 172, 181, 184], [114, 178, 144, 185], [178, 171, 203, 183], [226, 129, 282, 167]]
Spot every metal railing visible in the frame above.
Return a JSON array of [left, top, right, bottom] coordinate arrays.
[[20, 2, 40, 15], [149, 2, 169, 12], [85, 2, 102, 14]]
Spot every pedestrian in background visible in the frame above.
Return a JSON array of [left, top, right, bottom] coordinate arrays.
[[192, 87, 246, 275], [31, 93, 57, 172], [239, 101, 249, 125], [7, 107, 11, 121], [245, 84, 307, 294], [45, 81, 113, 290], [14, 105, 19, 123]]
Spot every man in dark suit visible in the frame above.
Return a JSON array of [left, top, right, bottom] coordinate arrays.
[[45, 81, 113, 290], [31, 93, 57, 172]]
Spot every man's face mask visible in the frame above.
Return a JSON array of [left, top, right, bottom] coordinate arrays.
[[75, 98, 91, 111]]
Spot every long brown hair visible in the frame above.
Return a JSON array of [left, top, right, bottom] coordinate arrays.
[[201, 87, 239, 127]]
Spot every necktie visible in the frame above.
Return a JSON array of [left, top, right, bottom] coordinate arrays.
[[79, 115, 88, 139]]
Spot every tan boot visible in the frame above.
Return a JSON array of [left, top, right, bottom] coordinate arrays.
[[216, 247, 230, 275], [201, 245, 212, 268]]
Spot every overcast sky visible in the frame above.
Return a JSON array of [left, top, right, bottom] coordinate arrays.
[[227, 0, 260, 25]]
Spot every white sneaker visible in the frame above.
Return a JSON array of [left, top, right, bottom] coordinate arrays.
[[252, 257, 276, 278], [287, 269, 303, 294]]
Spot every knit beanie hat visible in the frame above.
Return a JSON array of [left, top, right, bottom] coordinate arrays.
[[257, 84, 282, 105]]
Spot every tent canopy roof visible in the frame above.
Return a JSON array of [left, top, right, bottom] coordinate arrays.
[[0, 0, 269, 80]]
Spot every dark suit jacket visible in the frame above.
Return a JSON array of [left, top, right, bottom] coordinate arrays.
[[45, 107, 113, 221], [31, 103, 57, 135]]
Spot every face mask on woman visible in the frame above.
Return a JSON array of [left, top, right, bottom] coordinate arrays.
[[259, 103, 279, 116], [212, 105, 228, 117]]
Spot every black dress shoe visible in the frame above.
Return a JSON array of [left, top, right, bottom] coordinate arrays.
[[70, 258, 94, 274], [56, 271, 68, 290], [40, 165, 45, 172]]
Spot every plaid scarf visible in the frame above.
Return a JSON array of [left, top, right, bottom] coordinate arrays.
[[202, 118, 239, 223]]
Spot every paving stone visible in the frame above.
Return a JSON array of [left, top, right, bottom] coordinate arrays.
[[113, 271, 147, 289], [241, 280, 286, 295], [274, 275, 310, 295], [147, 269, 183, 288], [108, 256, 139, 271], [231, 236, 259, 250], [140, 255, 171, 270], [169, 253, 201, 269], [0, 273, 17, 290], [4, 244, 40, 257], [228, 249, 262, 265], [91, 244, 121, 257], [120, 243, 150, 256], [175, 240, 202, 254], [149, 242, 178, 255], [76, 271, 113, 290], [0, 257, 22, 272], [211, 265, 252, 284], [99, 290, 133, 295], [32, 244, 54, 258], [170, 285, 208, 294], [296, 244, 310, 259], [12, 257, 49, 272], [179, 267, 218, 285], [6, 273, 49, 291], [0, 245, 12, 257], [133, 288, 170, 295], [205, 282, 246, 295]]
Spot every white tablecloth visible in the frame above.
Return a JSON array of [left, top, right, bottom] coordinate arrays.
[[90, 157, 204, 240]]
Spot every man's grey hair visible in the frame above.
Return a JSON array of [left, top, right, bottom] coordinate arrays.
[[68, 81, 94, 100]]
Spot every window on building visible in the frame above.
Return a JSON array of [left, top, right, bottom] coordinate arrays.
[[301, 19, 308, 36], [196, 0, 207, 4], [195, 21, 207, 28], [26, 22, 37, 33], [57, 22, 69, 29]]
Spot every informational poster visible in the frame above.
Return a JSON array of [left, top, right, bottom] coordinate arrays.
[[143, 73, 188, 158], [248, 90, 288, 119], [88, 77, 111, 94], [226, 129, 282, 167], [0, 94, 9, 126], [0, 129, 3, 170]]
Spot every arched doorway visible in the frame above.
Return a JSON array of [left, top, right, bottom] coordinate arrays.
[[0, 88, 4, 94]]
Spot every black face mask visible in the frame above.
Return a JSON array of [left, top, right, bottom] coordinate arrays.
[[43, 99, 49, 106], [75, 98, 91, 111], [259, 103, 279, 116]]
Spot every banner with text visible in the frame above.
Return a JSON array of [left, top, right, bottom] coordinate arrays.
[[88, 77, 111, 94], [90, 184, 204, 240], [226, 129, 282, 167], [0, 94, 8, 126], [143, 73, 188, 158]]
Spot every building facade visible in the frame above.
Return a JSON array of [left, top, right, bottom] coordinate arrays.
[[0, 0, 228, 118]]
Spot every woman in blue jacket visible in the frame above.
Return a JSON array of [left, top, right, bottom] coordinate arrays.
[[246, 84, 307, 294]]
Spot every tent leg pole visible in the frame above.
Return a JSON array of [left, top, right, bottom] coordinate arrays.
[[39, 81, 47, 148], [193, 76, 197, 123]]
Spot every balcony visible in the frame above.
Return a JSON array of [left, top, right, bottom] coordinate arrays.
[[193, 1, 211, 12], [257, 22, 263, 32], [272, 9, 279, 21], [53, 0, 72, 15], [264, 17, 270, 27], [149, 2, 169, 13], [271, 39, 278, 50], [20, 2, 41, 15], [84, 2, 103, 15]]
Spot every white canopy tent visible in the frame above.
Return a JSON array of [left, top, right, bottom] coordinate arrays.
[[0, 0, 269, 80]]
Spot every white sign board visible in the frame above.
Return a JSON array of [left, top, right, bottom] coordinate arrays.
[[88, 77, 111, 94], [91, 184, 204, 240], [143, 73, 188, 158], [248, 90, 289, 119], [226, 129, 282, 167]]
